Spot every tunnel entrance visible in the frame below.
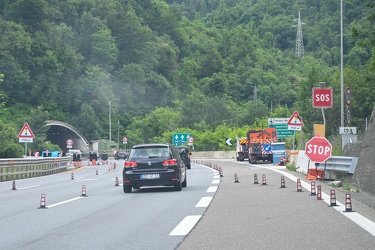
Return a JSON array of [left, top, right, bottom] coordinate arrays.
[[45, 120, 91, 153]]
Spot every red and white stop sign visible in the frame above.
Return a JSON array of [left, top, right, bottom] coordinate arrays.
[[305, 136, 332, 163], [312, 88, 333, 108]]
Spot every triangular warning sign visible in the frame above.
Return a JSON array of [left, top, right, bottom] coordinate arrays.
[[18, 123, 35, 138], [287, 110, 304, 126]]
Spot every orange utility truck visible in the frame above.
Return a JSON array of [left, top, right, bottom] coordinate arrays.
[[246, 128, 278, 164]]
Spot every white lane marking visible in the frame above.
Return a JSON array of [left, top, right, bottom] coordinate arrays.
[[75, 179, 98, 181], [211, 179, 220, 184], [195, 197, 213, 208], [206, 186, 218, 193], [17, 185, 41, 190], [46, 197, 84, 208], [257, 165, 375, 237], [169, 215, 202, 236]]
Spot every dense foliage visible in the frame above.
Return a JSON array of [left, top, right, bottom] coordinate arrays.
[[0, 0, 374, 156]]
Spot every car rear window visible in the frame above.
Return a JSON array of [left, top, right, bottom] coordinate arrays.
[[176, 147, 188, 154], [130, 146, 170, 158]]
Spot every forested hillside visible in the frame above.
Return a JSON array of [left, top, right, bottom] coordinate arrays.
[[0, 0, 374, 157]]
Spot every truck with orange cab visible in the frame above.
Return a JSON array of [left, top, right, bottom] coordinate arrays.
[[246, 128, 277, 164]]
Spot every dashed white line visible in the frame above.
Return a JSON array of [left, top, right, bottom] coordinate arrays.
[[17, 185, 41, 190], [169, 215, 202, 236], [195, 197, 213, 208], [206, 186, 218, 193], [46, 197, 84, 208], [211, 179, 220, 184]]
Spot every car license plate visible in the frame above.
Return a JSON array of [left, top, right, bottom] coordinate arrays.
[[140, 174, 160, 179]]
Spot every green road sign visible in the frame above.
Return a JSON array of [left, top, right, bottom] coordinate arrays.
[[172, 133, 191, 146], [269, 124, 294, 139]]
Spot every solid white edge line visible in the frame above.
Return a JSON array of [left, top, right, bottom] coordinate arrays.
[[258, 165, 375, 237], [169, 215, 202, 236], [46, 197, 84, 208], [195, 197, 213, 208]]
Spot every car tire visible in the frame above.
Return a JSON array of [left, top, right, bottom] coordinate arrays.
[[182, 175, 187, 188], [174, 181, 182, 191], [123, 185, 132, 193]]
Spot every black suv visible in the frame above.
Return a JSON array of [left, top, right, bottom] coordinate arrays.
[[122, 143, 187, 193], [175, 146, 191, 169]]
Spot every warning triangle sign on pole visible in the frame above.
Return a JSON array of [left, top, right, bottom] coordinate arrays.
[[287, 110, 304, 126], [18, 123, 35, 138]]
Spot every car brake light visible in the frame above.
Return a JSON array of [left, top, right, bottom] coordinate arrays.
[[163, 159, 178, 166], [124, 161, 137, 168]]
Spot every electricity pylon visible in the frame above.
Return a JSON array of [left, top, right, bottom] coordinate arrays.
[[295, 11, 305, 58]]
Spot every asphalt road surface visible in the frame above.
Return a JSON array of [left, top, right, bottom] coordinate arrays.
[[2, 159, 375, 250], [178, 159, 375, 249], [0, 160, 218, 250]]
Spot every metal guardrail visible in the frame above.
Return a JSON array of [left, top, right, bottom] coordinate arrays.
[[0, 157, 71, 182], [318, 156, 358, 174]]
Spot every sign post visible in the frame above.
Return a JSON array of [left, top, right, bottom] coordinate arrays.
[[18, 123, 35, 156]]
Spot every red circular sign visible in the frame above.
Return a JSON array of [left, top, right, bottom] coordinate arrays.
[[122, 137, 128, 142], [188, 136, 194, 143], [305, 136, 332, 163], [66, 139, 73, 145]]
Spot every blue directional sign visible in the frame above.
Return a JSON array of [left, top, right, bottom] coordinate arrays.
[[263, 143, 272, 153], [172, 133, 191, 146]]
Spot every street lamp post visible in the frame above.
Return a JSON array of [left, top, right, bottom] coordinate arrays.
[[340, 0, 344, 127], [117, 120, 120, 150]]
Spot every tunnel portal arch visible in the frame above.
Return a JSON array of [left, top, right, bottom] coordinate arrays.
[[45, 120, 91, 153]]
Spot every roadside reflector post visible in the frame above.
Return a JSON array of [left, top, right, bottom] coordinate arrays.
[[254, 174, 258, 184], [317, 185, 322, 200], [234, 173, 239, 183], [329, 190, 338, 206], [96, 169, 98, 175], [281, 176, 286, 188], [310, 181, 316, 196], [71, 173, 74, 180], [344, 193, 353, 212], [262, 174, 267, 185], [12, 180, 17, 190], [39, 194, 47, 209], [115, 177, 119, 186], [296, 179, 302, 192], [81, 185, 87, 197]]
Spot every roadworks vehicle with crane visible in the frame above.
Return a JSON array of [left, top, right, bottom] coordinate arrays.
[[246, 128, 278, 164]]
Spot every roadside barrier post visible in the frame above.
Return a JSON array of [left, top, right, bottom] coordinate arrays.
[[317, 185, 322, 200], [254, 174, 258, 184], [297, 179, 302, 192], [310, 181, 316, 196], [280, 176, 286, 188], [329, 190, 338, 206], [262, 174, 267, 185]]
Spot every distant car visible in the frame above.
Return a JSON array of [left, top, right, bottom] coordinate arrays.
[[122, 143, 187, 193], [175, 146, 192, 169], [115, 150, 128, 160]]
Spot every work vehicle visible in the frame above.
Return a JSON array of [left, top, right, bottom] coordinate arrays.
[[122, 143, 187, 193], [236, 137, 249, 161], [246, 128, 277, 164], [175, 146, 191, 169]]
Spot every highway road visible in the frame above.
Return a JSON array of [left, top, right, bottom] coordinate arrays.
[[2, 159, 375, 250], [0, 160, 218, 250]]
